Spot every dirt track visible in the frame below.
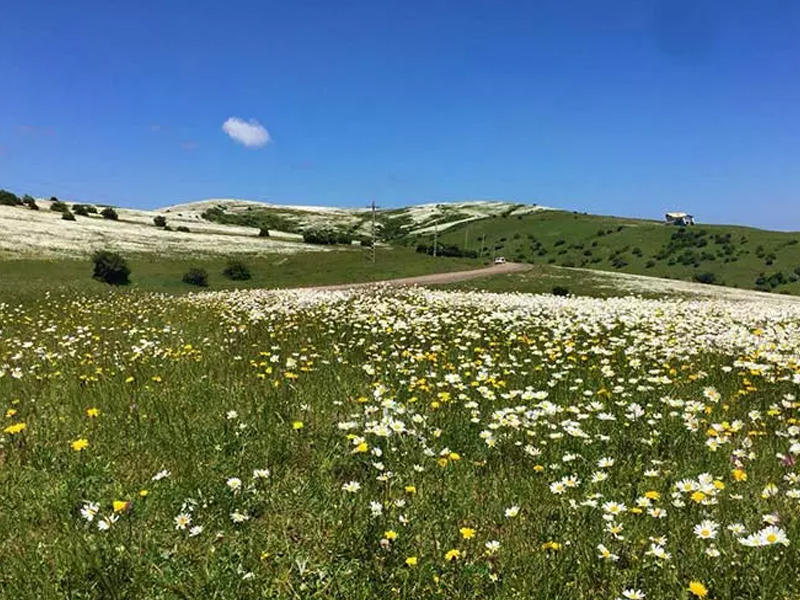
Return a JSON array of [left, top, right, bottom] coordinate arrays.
[[315, 262, 531, 291]]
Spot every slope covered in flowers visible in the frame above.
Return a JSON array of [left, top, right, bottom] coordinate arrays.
[[1, 288, 799, 599]]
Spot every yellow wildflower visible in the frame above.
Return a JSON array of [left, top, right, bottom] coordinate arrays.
[[405, 556, 418, 567], [70, 438, 89, 451], [444, 549, 461, 561], [113, 500, 130, 512], [688, 581, 708, 598], [459, 527, 476, 539], [3, 422, 26, 435], [86, 407, 100, 418], [384, 530, 398, 540], [292, 421, 304, 430], [732, 469, 747, 482]]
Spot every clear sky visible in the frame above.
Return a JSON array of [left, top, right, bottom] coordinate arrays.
[[1, 0, 799, 230]]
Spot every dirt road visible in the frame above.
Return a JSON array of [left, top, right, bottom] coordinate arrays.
[[315, 262, 531, 291]]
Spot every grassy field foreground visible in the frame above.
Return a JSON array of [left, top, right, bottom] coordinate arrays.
[[0, 248, 477, 298], [1, 286, 799, 599]]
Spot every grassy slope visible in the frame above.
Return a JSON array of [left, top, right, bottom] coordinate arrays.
[[0, 247, 479, 299], [427, 210, 800, 295]]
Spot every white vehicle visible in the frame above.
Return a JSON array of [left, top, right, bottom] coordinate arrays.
[[494, 256, 506, 264]]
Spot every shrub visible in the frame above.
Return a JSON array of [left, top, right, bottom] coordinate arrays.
[[101, 207, 118, 220], [50, 200, 69, 213], [223, 260, 251, 281], [611, 256, 628, 269], [182, 268, 209, 287], [61, 211, 76, 221], [694, 272, 717, 285], [176, 226, 190, 233], [0, 189, 22, 206], [22, 195, 39, 210], [645, 259, 656, 268], [551, 286, 570, 296], [73, 204, 90, 216], [258, 227, 270, 237], [91, 250, 130, 285], [153, 215, 167, 227]]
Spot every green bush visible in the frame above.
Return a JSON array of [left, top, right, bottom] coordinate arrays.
[[73, 204, 90, 216], [91, 250, 130, 285], [153, 215, 167, 227], [50, 200, 69, 213], [694, 272, 717, 285], [0, 189, 22, 206], [22, 195, 39, 210], [258, 227, 270, 237], [61, 211, 76, 221], [182, 268, 209, 287], [101, 207, 118, 220], [223, 260, 251, 281], [176, 226, 190, 233], [551, 286, 570, 296]]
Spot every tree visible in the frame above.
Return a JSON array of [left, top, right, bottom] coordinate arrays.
[[73, 204, 90, 216], [0, 189, 22, 206], [258, 227, 270, 237], [101, 207, 119, 220], [22, 195, 39, 210], [91, 250, 130, 285], [182, 268, 209, 287], [153, 215, 167, 227], [50, 200, 69, 213], [223, 259, 251, 281], [61, 211, 76, 221]]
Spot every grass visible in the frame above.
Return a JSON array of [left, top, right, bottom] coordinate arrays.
[[1, 287, 798, 599], [424, 210, 800, 295], [0, 247, 479, 299]]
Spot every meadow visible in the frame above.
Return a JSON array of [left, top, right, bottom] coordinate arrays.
[[1, 286, 799, 599]]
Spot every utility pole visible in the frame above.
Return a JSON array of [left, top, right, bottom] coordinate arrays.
[[433, 220, 438, 258], [369, 199, 377, 263]]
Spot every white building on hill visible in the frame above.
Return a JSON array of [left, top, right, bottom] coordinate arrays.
[[665, 212, 695, 226]]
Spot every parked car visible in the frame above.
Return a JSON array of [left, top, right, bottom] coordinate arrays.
[[494, 256, 506, 264]]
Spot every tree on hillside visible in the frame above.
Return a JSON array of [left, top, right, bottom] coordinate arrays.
[[0, 189, 22, 206], [22, 195, 39, 210], [153, 215, 167, 227], [101, 207, 119, 221], [91, 250, 130, 285]]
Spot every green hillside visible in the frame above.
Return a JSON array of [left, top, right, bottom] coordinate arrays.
[[420, 210, 800, 294]]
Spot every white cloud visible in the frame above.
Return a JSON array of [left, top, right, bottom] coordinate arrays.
[[222, 117, 271, 148]]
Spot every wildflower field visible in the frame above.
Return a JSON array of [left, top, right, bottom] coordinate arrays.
[[1, 287, 799, 599]]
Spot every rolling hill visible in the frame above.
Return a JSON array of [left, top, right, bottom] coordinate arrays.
[[2, 188, 800, 297], [421, 210, 800, 295]]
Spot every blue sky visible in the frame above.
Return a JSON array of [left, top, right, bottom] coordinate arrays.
[[1, 0, 799, 229]]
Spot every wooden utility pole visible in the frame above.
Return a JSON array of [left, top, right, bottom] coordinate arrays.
[[369, 200, 377, 263]]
